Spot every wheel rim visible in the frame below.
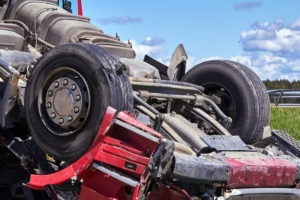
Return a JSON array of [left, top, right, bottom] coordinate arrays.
[[38, 67, 91, 136]]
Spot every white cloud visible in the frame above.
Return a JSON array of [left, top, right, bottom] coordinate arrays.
[[230, 54, 300, 80], [186, 53, 300, 81], [231, 55, 252, 67], [233, 1, 262, 11], [141, 37, 165, 46], [129, 20, 300, 81], [130, 39, 165, 61], [131, 36, 300, 81], [241, 19, 300, 57], [234, 18, 300, 80], [183, 56, 225, 73], [187, 54, 284, 81], [291, 18, 300, 29]]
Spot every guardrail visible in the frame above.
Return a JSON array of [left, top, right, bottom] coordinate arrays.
[[268, 89, 300, 107]]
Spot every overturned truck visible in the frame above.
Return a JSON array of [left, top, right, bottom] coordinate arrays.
[[0, 0, 299, 199]]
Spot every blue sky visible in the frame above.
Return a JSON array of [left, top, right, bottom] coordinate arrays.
[[77, 0, 300, 80]]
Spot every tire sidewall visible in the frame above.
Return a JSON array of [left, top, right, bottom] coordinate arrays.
[[26, 45, 110, 161], [181, 60, 264, 143]]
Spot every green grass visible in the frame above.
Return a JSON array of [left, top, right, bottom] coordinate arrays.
[[270, 107, 300, 140]]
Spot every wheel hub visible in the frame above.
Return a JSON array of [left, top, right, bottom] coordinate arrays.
[[45, 77, 84, 128]]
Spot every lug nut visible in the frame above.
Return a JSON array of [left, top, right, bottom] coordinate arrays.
[[71, 84, 76, 90], [67, 116, 73, 122], [54, 81, 59, 88], [74, 107, 79, 113], [75, 95, 81, 101], [48, 90, 53, 97], [59, 118, 64, 124], [51, 112, 56, 119], [63, 79, 68, 86], [46, 102, 52, 108]]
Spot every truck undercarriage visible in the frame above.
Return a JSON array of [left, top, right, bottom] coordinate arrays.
[[0, 0, 299, 199]]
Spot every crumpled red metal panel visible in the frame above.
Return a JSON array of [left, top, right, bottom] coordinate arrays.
[[117, 111, 162, 139], [26, 106, 160, 196], [225, 157, 297, 188], [147, 184, 190, 200]]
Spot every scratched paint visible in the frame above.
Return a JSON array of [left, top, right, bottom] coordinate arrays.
[[224, 157, 297, 188]]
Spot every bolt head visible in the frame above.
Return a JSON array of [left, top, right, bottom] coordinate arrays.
[[74, 107, 79, 113], [59, 118, 64, 124], [51, 112, 56, 119], [67, 116, 73, 122], [47, 102, 52, 108], [63, 79, 68, 85], [71, 84, 76, 90], [75, 95, 81, 101], [48, 90, 53, 97], [54, 81, 59, 88]]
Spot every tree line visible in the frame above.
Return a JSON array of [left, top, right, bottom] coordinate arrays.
[[263, 79, 300, 90]]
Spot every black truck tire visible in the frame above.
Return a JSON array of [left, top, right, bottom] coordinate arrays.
[[25, 43, 133, 162], [181, 60, 270, 144]]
